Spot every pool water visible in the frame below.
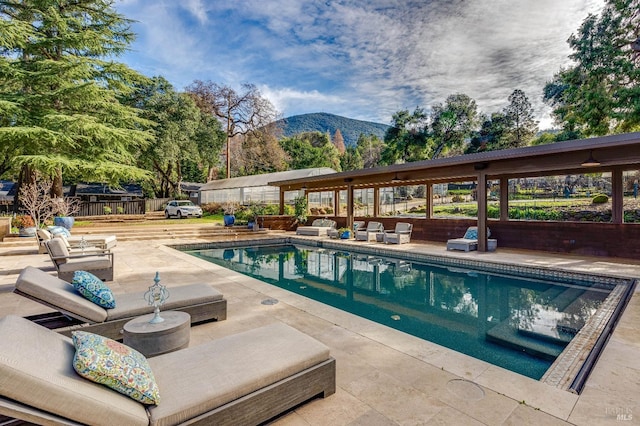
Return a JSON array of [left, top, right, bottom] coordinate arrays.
[[186, 243, 611, 379]]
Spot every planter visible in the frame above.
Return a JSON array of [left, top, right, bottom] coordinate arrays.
[[53, 216, 75, 230], [19, 227, 37, 237], [340, 231, 351, 239], [223, 214, 235, 227]]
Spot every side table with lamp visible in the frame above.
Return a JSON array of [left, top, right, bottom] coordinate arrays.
[[123, 272, 191, 357]]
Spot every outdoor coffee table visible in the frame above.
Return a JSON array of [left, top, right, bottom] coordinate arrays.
[[123, 310, 190, 357]]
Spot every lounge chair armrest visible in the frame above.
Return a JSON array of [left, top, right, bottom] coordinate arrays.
[[51, 252, 113, 261]]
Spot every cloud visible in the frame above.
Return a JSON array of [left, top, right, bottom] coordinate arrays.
[[115, 0, 605, 128]]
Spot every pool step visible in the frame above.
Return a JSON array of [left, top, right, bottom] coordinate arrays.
[[486, 320, 566, 360]]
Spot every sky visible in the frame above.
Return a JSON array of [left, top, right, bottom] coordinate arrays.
[[114, 0, 605, 129]]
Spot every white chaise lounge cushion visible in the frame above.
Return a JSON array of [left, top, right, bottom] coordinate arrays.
[[146, 322, 331, 426], [0, 315, 149, 426]]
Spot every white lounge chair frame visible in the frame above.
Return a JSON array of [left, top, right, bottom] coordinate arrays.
[[383, 222, 413, 244], [355, 221, 384, 242], [446, 226, 497, 252], [295, 218, 337, 236]]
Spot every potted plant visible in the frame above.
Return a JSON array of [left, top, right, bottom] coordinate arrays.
[[293, 195, 308, 224], [222, 202, 236, 227], [338, 227, 351, 239], [246, 203, 266, 230], [13, 215, 36, 237], [52, 197, 80, 230]]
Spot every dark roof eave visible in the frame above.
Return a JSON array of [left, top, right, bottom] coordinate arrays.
[[269, 132, 640, 188]]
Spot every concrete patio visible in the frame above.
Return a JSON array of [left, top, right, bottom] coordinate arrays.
[[0, 232, 638, 425]]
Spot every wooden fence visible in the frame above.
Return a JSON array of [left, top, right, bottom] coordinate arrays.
[[77, 200, 146, 216], [2, 197, 173, 217]]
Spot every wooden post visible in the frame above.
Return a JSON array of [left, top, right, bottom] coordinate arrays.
[[499, 177, 509, 221], [373, 187, 380, 218], [612, 168, 623, 224], [279, 189, 285, 215], [477, 172, 488, 252], [426, 183, 433, 219]]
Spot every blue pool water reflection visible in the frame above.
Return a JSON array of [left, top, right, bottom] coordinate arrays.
[[186, 243, 611, 379]]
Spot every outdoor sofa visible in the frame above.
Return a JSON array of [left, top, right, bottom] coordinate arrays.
[[295, 218, 337, 236], [14, 266, 227, 340], [0, 314, 336, 426]]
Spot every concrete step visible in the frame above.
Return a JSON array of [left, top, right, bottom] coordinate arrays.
[[0, 225, 269, 248]]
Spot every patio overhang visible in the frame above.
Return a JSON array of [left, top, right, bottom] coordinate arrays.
[[268, 132, 640, 254], [269, 132, 640, 192]]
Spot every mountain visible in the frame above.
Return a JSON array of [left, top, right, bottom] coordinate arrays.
[[278, 112, 390, 147]]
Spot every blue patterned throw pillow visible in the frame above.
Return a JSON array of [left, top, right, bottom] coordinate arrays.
[[47, 225, 71, 238], [463, 228, 478, 240], [72, 331, 160, 405], [72, 270, 116, 309]]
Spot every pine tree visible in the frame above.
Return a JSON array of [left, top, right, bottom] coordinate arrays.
[[0, 0, 153, 196], [332, 129, 346, 154], [503, 89, 538, 148]]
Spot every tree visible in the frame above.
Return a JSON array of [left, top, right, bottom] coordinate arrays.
[[280, 132, 341, 171], [186, 81, 279, 179], [381, 108, 429, 165], [544, 0, 640, 135], [356, 133, 386, 168], [466, 112, 510, 153], [332, 129, 346, 153], [133, 78, 210, 197], [235, 123, 288, 175], [429, 93, 479, 159], [503, 89, 538, 148], [340, 146, 363, 171], [0, 0, 153, 200]]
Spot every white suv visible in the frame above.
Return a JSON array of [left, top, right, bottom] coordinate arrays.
[[164, 200, 203, 219]]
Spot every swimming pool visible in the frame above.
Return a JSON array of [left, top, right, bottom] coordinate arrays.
[[177, 238, 633, 390]]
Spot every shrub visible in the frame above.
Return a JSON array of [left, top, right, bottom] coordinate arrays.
[[116, 206, 124, 214], [13, 215, 35, 228], [201, 202, 224, 215], [592, 194, 609, 204], [103, 206, 112, 214]]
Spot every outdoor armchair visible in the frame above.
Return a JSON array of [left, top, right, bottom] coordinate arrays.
[[45, 238, 114, 281], [355, 221, 384, 242], [383, 222, 413, 244]]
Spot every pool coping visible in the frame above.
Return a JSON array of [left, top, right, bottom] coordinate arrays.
[[170, 236, 636, 395]]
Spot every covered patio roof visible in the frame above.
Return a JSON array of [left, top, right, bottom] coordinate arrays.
[[269, 132, 640, 192], [268, 132, 640, 254]]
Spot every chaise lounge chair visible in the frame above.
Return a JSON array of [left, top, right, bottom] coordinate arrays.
[[14, 266, 227, 340], [383, 222, 413, 244], [295, 218, 337, 236], [45, 238, 115, 281], [0, 314, 336, 426], [37, 228, 117, 254], [355, 221, 384, 242], [446, 226, 497, 252]]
